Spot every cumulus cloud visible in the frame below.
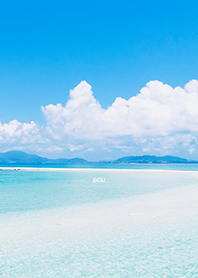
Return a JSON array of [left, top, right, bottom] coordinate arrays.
[[0, 119, 48, 154], [1, 79, 198, 158], [42, 79, 198, 139], [42, 81, 105, 140], [0, 120, 39, 144]]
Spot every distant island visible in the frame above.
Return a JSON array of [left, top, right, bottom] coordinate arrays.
[[0, 150, 198, 165]]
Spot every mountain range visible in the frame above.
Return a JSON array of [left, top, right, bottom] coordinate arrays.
[[0, 150, 198, 165]]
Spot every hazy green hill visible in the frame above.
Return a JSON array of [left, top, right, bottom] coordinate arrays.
[[114, 155, 197, 164], [0, 151, 197, 165], [0, 151, 88, 165]]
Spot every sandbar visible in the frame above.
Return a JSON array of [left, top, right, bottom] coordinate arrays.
[[0, 166, 198, 173]]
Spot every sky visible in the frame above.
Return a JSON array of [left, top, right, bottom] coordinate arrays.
[[1, 0, 198, 161]]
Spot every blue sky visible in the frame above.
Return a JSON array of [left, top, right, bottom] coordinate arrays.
[[1, 0, 198, 160]]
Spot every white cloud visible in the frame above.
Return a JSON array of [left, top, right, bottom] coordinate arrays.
[[42, 79, 198, 139], [68, 144, 84, 152], [188, 148, 195, 154], [0, 120, 39, 144], [40, 79, 198, 158], [1, 79, 198, 158], [41, 81, 105, 140]]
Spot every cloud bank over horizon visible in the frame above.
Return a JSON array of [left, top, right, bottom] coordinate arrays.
[[1, 80, 198, 159]]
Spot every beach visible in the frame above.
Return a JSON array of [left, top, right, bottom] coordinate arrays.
[[1, 168, 198, 277], [1, 166, 198, 173]]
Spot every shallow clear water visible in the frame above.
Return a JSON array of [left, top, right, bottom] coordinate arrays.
[[2, 163, 198, 170], [1, 168, 198, 214], [1, 166, 198, 277]]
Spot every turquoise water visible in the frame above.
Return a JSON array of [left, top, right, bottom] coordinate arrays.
[[1, 166, 198, 277], [1, 163, 198, 170], [1, 167, 198, 214]]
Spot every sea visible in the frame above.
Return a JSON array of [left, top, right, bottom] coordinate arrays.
[[1, 164, 198, 277]]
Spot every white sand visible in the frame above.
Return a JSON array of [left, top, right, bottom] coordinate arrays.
[[0, 166, 198, 173], [1, 170, 198, 276], [1, 180, 198, 243]]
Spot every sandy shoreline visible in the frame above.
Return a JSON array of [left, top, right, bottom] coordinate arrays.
[[0, 166, 198, 173], [1, 167, 198, 276]]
